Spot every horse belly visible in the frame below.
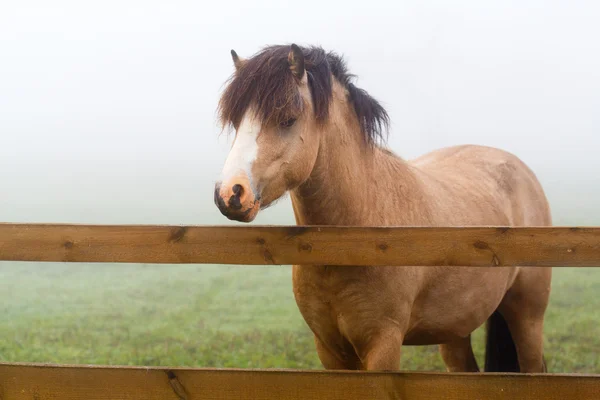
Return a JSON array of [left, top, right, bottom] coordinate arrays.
[[403, 267, 518, 345]]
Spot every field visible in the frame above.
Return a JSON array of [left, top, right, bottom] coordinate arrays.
[[1, 262, 598, 373]]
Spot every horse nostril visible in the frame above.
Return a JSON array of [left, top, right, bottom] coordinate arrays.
[[232, 184, 243, 196], [229, 184, 244, 210]]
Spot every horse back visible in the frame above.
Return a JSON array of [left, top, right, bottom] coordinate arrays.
[[408, 144, 551, 227]]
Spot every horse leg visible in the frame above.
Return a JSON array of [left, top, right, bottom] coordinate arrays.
[[314, 335, 361, 370], [497, 309, 547, 373], [360, 328, 404, 371], [439, 335, 480, 372], [497, 267, 551, 373]]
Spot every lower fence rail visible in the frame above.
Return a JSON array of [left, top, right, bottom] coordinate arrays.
[[0, 363, 599, 400]]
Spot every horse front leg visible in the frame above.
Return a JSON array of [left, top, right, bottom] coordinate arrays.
[[360, 328, 404, 371], [313, 335, 362, 370], [439, 335, 480, 372]]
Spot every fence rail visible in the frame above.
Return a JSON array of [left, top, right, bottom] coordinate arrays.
[[1, 223, 600, 266], [0, 363, 599, 400], [2, 223, 600, 399]]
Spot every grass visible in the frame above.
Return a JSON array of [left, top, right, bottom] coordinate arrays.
[[0, 262, 598, 373]]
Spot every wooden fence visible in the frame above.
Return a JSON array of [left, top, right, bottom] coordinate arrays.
[[1, 223, 599, 399]]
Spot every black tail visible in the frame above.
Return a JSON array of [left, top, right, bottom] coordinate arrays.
[[484, 310, 520, 372]]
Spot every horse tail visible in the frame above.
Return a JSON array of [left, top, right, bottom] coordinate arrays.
[[484, 310, 520, 372]]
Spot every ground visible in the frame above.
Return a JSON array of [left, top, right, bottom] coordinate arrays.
[[0, 262, 598, 372]]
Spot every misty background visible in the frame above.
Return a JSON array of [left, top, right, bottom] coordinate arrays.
[[1, 1, 599, 227], [1, 1, 600, 373]]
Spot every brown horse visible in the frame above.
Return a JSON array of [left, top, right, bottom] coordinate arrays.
[[213, 44, 552, 373]]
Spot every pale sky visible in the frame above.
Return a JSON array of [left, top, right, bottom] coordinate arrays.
[[1, 1, 599, 225]]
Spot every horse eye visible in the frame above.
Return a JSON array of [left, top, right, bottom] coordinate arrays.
[[280, 118, 297, 128]]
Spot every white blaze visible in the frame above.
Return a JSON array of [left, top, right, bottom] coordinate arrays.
[[219, 112, 260, 187]]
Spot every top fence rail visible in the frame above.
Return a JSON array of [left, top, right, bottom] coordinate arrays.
[[1, 223, 599, 267]]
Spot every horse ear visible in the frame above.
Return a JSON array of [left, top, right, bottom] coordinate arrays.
[[288, 43, 305, 80], [230, 49, 245, 71]]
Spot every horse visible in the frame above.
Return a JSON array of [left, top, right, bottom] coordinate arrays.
[[213, 43, 552, 373]]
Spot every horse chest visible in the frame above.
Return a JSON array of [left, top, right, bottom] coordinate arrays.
[[291, 266, 352, 324], [291, 265, 406, 347]]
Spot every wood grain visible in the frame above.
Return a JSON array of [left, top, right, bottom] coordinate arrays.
[[0, 223, 599, 266], [0, 363, 598, 400]]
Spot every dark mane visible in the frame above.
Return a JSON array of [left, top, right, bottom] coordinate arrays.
[[218, 44, 390, 146]]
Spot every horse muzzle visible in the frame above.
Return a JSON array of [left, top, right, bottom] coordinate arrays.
[[214, 177, 260, 223]]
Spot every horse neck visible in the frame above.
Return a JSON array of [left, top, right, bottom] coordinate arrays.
[[290, 92, 420, 226]]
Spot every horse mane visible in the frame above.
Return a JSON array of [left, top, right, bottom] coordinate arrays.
[[218, 44, 390, 146]]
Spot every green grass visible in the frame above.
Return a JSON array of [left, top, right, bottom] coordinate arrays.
[[0, 262, 598, 373]]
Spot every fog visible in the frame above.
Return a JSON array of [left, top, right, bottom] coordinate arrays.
[[1, 1, 599, 226]]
